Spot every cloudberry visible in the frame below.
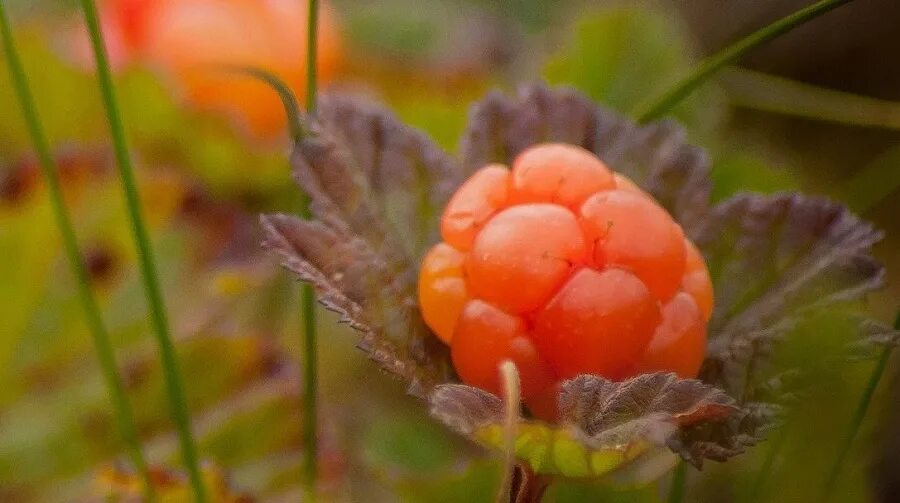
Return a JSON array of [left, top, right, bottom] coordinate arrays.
[[419, 144, 713, 420], [69, 0, 343, 137]]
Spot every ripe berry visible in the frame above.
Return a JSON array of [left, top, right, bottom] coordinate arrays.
[[510, 143, 615, 209], [633, 292, 706, 378], [418, 144, 713, 419], [466, 204, 585, 314], [451, 300, 555, 401], [533, 267, 660, 380], [418, 243, 467, 344], [580, 190, 686, 301], [440, 164, 510, 251]]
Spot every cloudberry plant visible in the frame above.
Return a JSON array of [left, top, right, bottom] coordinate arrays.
[[419, 143, 713, 419]]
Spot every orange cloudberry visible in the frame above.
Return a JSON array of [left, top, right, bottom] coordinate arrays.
[[419, 143, 713, 420]]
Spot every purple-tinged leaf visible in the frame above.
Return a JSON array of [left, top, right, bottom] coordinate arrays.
[[669, 402, 781, 468], [311, 94, 464, 259], [268, 95, 463, 393], [560, 373, 735, 436], [261, 213, 449, 397], [847, 318, 900, 360], [693, 193, 885, 396], [429, 384, 504, 437]]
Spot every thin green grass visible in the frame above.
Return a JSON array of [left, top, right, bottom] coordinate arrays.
[[748, 422, 789, 502], [823, 312, 899, 498], [720, 68, 900, 131], [0, 2, 155, 499], [667, 461, 687, 503], [302, 0, 320, 500], [305, 0, 320, 114], [77, 0, 206, 500], [637, 0, 857, 123]]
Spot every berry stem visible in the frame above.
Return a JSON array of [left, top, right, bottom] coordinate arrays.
[[823, 311, 899, 498], [637, 0, 857, 123], [77, 0, 206, 500], [301, 0, 320, 500], [0, 2, 154, 500]]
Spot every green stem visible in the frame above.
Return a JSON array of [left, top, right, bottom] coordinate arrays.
[[302, 0, 320, 500], [77, 1, 206, 500], [667, 461, 687, 503], [305, 0, 319, 113], [636, 0, 856, 123], [823, 311, 899, 498], [0, 3, 154, 500], [748, 423, 789, 502]]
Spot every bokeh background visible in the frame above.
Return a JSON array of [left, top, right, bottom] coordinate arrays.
[[1, 0, 899, 501]]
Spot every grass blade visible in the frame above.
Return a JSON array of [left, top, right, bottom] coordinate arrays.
[[667, 461, 687, 503], [301, 0, 320, 500], [215, 65, 305, 142], [823, 312, 899, 498], [77, 0, 206, 500], [637, 0, 857, 123], [720, 68, 900, 131], [305, 0, 319, 114], [748, 422, 789, 502], [841, 145, 900, 214], [0, 2, 154, 499]]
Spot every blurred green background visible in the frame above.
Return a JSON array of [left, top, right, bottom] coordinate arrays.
[[1, 0, 899, 501]]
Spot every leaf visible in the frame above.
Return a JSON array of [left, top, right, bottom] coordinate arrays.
[[668, 401, 782, 468], [542, 7, 703, 123], [560, 373, 735, 440], [692, 193, 886, 397], [709, 151, 801, 202], [459, 84, 712, 230], [261, 214, 445, 397], [262, 94, 462, 396], [315, 94, 464, 258], [849, 318, 900, 358], [429, 373, 739, 475]]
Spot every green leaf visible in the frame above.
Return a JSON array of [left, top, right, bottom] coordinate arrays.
[[710, 152, 800, 202], [362, 414, 458, 474], [543, 7, 709, 126]]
